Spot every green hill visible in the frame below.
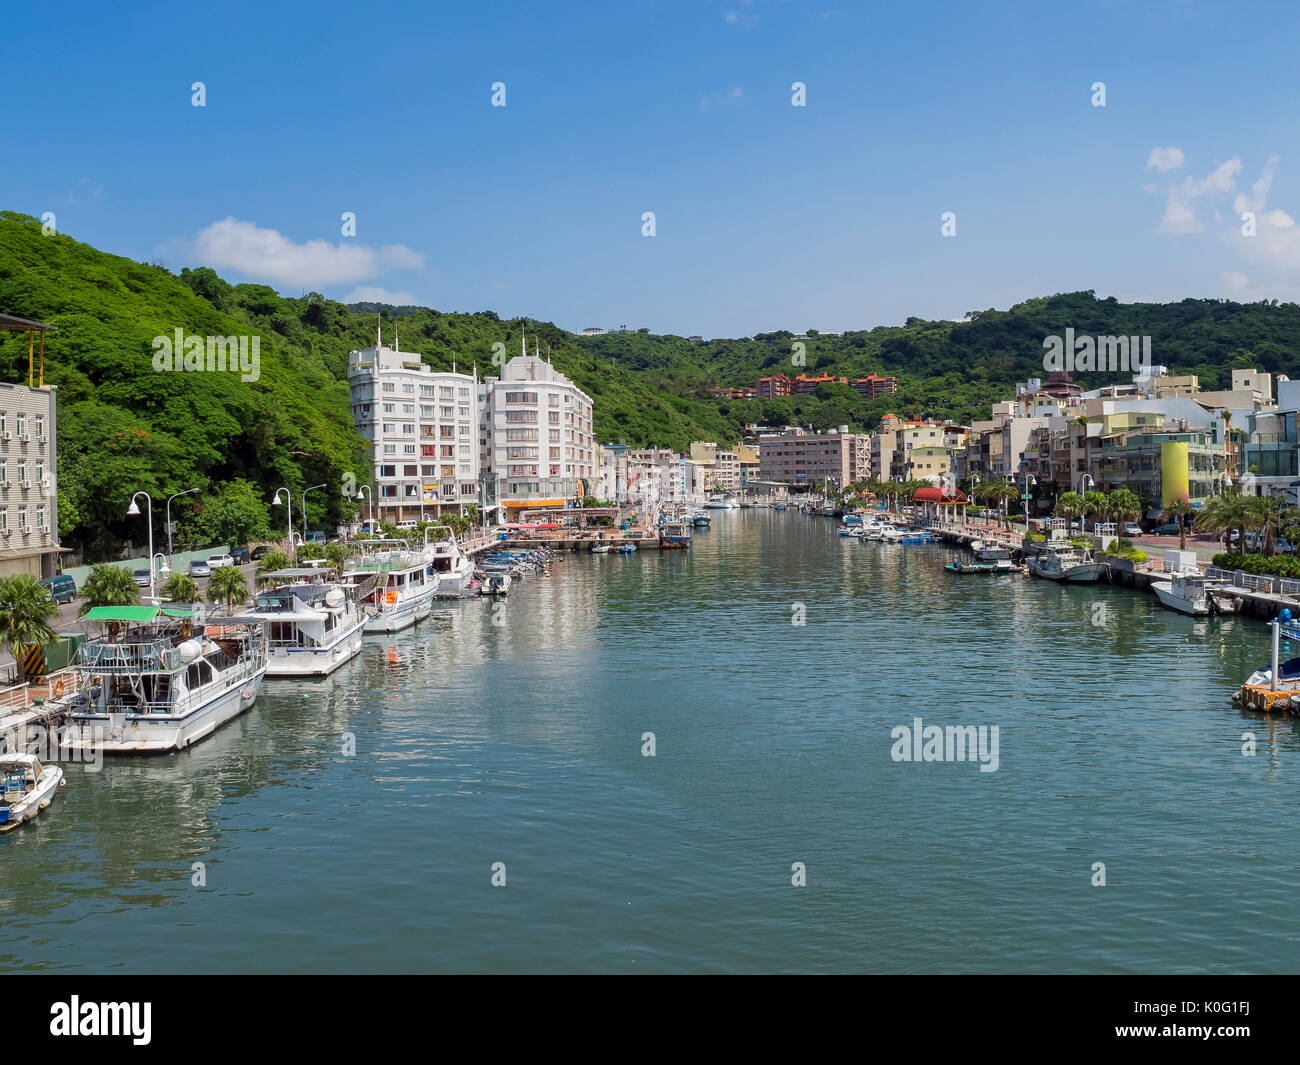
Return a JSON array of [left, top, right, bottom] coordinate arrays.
[[0, 212, 741, 559], [4, 209, 1297, 560]]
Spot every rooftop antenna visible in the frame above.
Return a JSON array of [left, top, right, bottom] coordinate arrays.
[[376, 312, 382, 349]]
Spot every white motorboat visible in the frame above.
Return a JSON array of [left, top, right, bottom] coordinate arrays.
[[480, 571, 512, 596], [591, 544, 613, 554], [60, 606, 268, 755], [344, 540, 440, 631], [1152, 571, 1233, 616], [243, 569, 366, 676], [703, 498, 740, 510], [1025, 543, 1109, 582], [424, 532, 477, 598], [0, 753, 64, 832]]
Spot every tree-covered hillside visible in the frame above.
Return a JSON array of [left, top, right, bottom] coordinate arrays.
[[575, 292, 1300, 431], [0, 212, 742, 559]]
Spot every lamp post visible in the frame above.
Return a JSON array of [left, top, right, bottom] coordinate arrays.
[[153, 552, 170, 594], [272, 488, 294, 562], [356, 484, 373, 534], [1077, 473, 1095, 531], [165, 487, 199, 562], [126, 491, 155, 599], [1021, 474, 1037, 531], [301, 482, 326, 544]]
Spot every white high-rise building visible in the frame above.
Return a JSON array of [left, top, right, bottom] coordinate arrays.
[[348, 333, 480, 524], [479, 347, 598, 516]]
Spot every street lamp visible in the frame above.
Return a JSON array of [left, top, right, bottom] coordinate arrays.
[[272, 488, 294, 562], [301, 482, 327, 543], [1077, 473, 1095, 532], [1021, 474, 1037, 530], [165, 487, 199, 561], [153, 552, 170, 592], [356, 484, 373, 534], [126, 491, 155, 599]]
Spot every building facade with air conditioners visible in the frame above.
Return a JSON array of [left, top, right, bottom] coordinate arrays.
[[347, 339, 481, 523], [0, 381, 59, 579]]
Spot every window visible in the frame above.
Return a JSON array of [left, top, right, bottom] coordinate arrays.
[[458, 387, 469, 397], [403, 465, 418, 476], [440, 386, 454, 398], [422, 445, 435, 457], [35, 462, 44, 483], [401, 383, 414, 393], [440, 425, 455, 438], [36, 504, 45, 529], [421, 385, 434, 397], [505, 392, 538, 404], [549, 412, 559, 424], [16, 461, 25, 483], [383, 403, 395, 414], [34, 415, 43, 438], [0, 508, 6, 530], [16, 414, 26, 435], [505, 410, 537, 423], [402, 404, 415, 415], [440, 405, 454, 418], [421, 405, 434, 417], [381, 382, 395, 393], [18, 505, 26, 528]]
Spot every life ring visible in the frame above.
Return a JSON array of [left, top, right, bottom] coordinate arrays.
[[51, 678, 65, 697]]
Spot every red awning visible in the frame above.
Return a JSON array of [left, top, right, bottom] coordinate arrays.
[[912, 486, 968, 504]]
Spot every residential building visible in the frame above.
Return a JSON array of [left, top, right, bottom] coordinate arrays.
[[348, 338, 481, 523], [758, 427, 867, 487], [851, 374, 898, 400], [480, 351, 598, 515], [756, 373, 792, 398]]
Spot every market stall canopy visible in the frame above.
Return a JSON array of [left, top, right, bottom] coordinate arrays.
[[912, 485, 968, 504]]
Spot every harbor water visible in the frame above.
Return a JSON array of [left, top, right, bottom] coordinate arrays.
[[2, 511, 1296, 973]]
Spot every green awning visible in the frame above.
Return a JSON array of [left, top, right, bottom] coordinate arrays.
[[82, 606, 160, 622], [160, 608, 196, 618]]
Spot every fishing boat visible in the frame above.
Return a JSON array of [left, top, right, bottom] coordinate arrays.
[[1025, 543, 1109, 582], [344, 540, 439, 631], [773, 503, 789, 512], [1151, 571, 1233, 617], [945, 560, 997, 574], [973, 546, 1017, 572], [480, 571, 512, 596], [424, 532, 477, 598], [692, 513, 712, 528], [658, 509, 692, 549], [60, 606, 268, 755], [617, 543, 637, 554], [242, 569, 366, 676], [0, 753, 64, 832]]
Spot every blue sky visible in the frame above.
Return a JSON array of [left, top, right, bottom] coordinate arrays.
[[5, 0, 1299, 338]]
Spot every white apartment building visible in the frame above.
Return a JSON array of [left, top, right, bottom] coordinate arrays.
[[347, 340, 480, 523], [479, 353, 598, 515]]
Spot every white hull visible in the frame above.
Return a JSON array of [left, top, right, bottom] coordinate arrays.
[[265, 623, 366, 676], [1153, 584, 1211, 615], [64, 673, 266, 755], [364, 586, 436, 632], [0, 766, 64, 831]]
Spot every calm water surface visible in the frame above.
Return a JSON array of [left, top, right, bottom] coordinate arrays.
[[3, 512, 1298, 973]]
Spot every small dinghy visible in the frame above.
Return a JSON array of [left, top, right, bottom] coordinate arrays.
[[481, 572, 512, 596], [0, 753, 65, 833], [945, 560, 997, 574], [617, 543, 637, 554], [591, 544, 612, 554]]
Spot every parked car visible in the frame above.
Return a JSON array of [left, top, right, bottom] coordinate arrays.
[[1152, 523, 1183, 536], [188, 559, 211, 578], [1122, 522, 1143, 538], [250, 545, 272, 561], [229, 545, 250, 565], [133, 568, 152, 587], [40, 575, 76, 604], [207, 554, 234, 569]]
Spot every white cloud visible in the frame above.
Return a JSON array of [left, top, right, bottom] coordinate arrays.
[[343, 286, 419, 306], [1159, 157, 1242, 234], [1234, 153, 1279, 214], [192, 218, 425, 289], [700, 86, 744, 110], [1146, 146, 1185, 173]]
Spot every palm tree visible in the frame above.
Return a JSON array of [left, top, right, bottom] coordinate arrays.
[[1195, 492, 1255, 553], [1082, 490, 1108, 533], [77, 564, 141, 617], [1247, 495, 1279, 555], [208, 567, 249, 614], [1163, 500, 1196, 551], [0, 574, 59, 680], [161, 572, 202, 605], [1055, 491, 1085, 533], [1108, 488, 1143, 530]]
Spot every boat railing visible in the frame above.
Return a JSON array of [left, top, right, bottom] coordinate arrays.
[[79, 638, 178, 674]]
